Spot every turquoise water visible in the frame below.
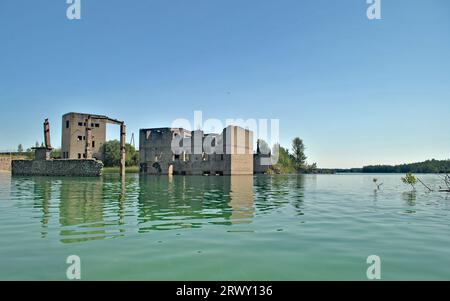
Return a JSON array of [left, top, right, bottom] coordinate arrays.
[[0, 172, 449, 280]]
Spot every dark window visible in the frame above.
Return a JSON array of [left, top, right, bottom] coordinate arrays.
[[83, 153, 86, 159], [92, 141, 95, 148], [91, 123, 94, 127], [78, 153, 81, 159], [66, 121, 70, 128], [78, 122, 83, 126], [221, 154, 224, 161], [174, 155, 180, 160], [95, 123, 100, 128], [77, 136, 82, 141]]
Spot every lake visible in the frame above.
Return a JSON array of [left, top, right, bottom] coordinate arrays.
[[0, 172, 449, 280]]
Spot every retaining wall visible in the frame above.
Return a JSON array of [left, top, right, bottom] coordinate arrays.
[[0, 157, 12, 171], [12, 159, 103, 177]]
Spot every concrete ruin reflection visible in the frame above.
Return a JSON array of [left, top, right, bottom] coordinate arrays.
[[17, 174, 257, 243], [228, 176, 254, 224], [137, 175, 255, 231]]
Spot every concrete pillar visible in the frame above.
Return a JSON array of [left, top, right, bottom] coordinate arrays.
[[85, 117, 93, 159], [120, 123, 126, 177], [43, 119, 51, 149]]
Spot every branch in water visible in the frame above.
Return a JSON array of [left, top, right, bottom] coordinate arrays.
[[417, 177, 433, 192]]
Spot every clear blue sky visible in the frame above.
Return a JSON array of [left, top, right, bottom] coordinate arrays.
[[1, 0, 449, 168]]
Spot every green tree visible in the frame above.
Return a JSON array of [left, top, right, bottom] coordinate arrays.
[[271, 144, 296, 174], [102, 140, 139, 167], [17, 144, 23, 153], [402, 172, 417, 190], [292, 137, 307, 171], [257, 139, 271, 155], [51, 148, 61, 159]]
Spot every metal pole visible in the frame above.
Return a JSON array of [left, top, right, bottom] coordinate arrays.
[[43, 119, 51, 149], [120, 123, 126, 177]]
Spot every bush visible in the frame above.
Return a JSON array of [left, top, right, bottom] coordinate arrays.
[[102, 140, 139, 167]]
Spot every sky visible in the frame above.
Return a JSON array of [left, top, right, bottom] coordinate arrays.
[[0, 0, 449, 168]]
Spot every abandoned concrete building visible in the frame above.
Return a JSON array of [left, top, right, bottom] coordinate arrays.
[[139, 126, 254, 175], [12, 118, 104, 177], [61, 113, 108, 160]]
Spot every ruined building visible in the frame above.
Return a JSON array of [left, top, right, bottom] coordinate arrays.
[[12, 118, 103, 177], [139, 126, 254, 175], [61, 113, 108, 160], [61, 112, 126, 176]]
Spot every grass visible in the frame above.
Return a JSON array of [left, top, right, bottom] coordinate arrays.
[[102, 166, 140, 174]]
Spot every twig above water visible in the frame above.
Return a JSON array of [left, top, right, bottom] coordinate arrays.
[[417, 177, 433, 192]]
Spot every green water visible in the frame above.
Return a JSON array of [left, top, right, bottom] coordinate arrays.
[[0, 172, 449, 280]]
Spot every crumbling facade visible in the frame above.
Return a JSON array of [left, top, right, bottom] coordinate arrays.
[[139, 126, 254, 175], [12, 118, 104, 177], [61, 113, 107, 161], [253, 140, 273, 174]]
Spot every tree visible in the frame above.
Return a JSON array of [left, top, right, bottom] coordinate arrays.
[[292, 137, 307, 171], [257, 139, 271, 155], [270, 143, 296, 174], [306, 162, 318, 173], [102, 140, 139, 167], [51, 148, 61, 159], [17, 144, 23, 153], [373, 178, 383, 190], [402, 172, 417, 190]]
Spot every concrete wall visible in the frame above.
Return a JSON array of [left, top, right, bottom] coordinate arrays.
[[0, 157, 11, 171], [61, 113, 107, 161], [139, 126, 254, 175], [12, 159, 103, 177], [0, 155, 28, 172], [253, 154, 272, 174]]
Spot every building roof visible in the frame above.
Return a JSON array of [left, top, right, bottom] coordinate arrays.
[[63, 112, 109, 119]]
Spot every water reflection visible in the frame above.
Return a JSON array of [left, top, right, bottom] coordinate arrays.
[[32, 178, 52, 238], [59, 177, 109, 243], [136, 175, 254, 232], [11, 175, 312, 244], [402, 191, 417, 205], [229, 176, 254, 224], [254, 175, 305, 216], [402, 191, 417, 215], [10, 174, 450, 246]]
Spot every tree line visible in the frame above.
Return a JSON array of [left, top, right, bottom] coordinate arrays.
[[361, 159, 450, 174]]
